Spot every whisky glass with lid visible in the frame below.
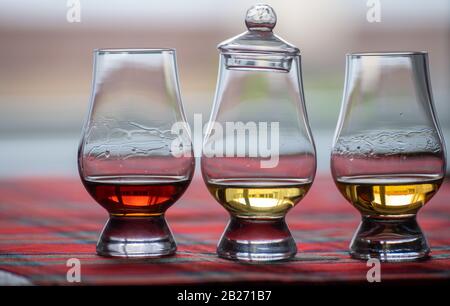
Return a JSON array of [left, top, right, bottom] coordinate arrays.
[[201, 5, 316, 262]]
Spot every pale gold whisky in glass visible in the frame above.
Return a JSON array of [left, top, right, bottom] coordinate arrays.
[[206, 179, 312, 218], [202, 5, 316, 262]]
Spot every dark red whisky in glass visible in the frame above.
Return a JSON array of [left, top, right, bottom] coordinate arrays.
[[78, 49, 195, 258], [82, 175, 191, 216]]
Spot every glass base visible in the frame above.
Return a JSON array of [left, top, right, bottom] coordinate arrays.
[[217, 217, 297, 262], [350, 216, 430, 262], [96, 215, 176, 258]]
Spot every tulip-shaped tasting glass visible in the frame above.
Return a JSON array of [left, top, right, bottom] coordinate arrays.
[[78, 49, 194, 257], [331, 52, 446, 262], [201, 4, 316, 262]]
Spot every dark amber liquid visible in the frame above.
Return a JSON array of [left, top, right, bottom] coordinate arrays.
[[82, 175, 191, 216]]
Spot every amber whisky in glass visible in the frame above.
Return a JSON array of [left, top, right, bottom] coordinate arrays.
[[331, 52, 446, 262]]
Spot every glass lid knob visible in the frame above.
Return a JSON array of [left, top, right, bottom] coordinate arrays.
[[245, 4, 277, 31], [218, 4, 298, 56]]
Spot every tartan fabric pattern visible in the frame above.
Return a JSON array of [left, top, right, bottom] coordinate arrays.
[[0, 176, 449, 285]]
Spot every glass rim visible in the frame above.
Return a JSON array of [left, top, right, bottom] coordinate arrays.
[[94, 48, 176, 54], [347, 51, 428, 57]]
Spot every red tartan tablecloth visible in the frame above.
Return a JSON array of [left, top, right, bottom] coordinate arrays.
[[0, 176, 449, 285]]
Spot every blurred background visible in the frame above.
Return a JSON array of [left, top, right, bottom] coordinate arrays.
[[0, 0, 448, 177]]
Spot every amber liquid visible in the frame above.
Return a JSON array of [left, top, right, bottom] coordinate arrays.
[[206, 178, 312, 219], [335, 175, 443, 216], [82, 175, 191, 216]]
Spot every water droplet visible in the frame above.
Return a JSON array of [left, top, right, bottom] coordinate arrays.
[[131, 147, 136, 152], [399, 112, 403, 116], [105, 150, 110, 158]]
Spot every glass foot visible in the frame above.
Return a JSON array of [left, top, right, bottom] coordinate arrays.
[[350, 216, 430, 262], [96, 215, 176, 258], [217, 217, 297, 262]]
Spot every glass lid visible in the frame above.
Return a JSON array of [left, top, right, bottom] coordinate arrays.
[[218, 4, 299, 56]]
